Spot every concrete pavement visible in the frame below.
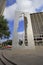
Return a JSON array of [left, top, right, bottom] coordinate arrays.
[[2, 46, 43, 65]]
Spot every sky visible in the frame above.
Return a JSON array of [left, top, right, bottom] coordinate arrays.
[[3, 0, 43, 40]]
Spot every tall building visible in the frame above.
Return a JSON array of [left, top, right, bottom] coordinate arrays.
[[0, 0, 6, 15], [30, 12, 43, 46]]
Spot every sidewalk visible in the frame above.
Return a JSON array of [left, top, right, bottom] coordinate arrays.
[[3, 46, 43, 65]]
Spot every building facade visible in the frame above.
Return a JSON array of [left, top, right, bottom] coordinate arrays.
[[30, 12, 43, 46]]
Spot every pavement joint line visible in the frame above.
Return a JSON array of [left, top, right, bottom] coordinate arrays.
[[0, 58, 6, 65], [2, 52, 17, 65]]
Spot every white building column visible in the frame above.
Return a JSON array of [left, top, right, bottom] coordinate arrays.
[[25, 12, 35, 49]]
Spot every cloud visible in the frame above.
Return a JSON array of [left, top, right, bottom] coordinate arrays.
[[3, 3, 17, 20], [3, 0, 35, 20], [35, 5, 43, 12], [33, 0, 43, 12], [33, 0, 43, 8], [3, 0, 43, 20], [16, 0, 35, 13], [16, 0, 43, 13]]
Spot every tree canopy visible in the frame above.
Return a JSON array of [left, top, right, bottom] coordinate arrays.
[[0, 16, 10, 39]]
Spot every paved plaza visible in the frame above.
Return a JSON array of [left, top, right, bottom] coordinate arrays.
[[1, 46, 43, 65]]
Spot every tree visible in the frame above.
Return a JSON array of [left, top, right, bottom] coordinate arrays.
[[0, 15, 10, 40], [2, 40, 12, 46]]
